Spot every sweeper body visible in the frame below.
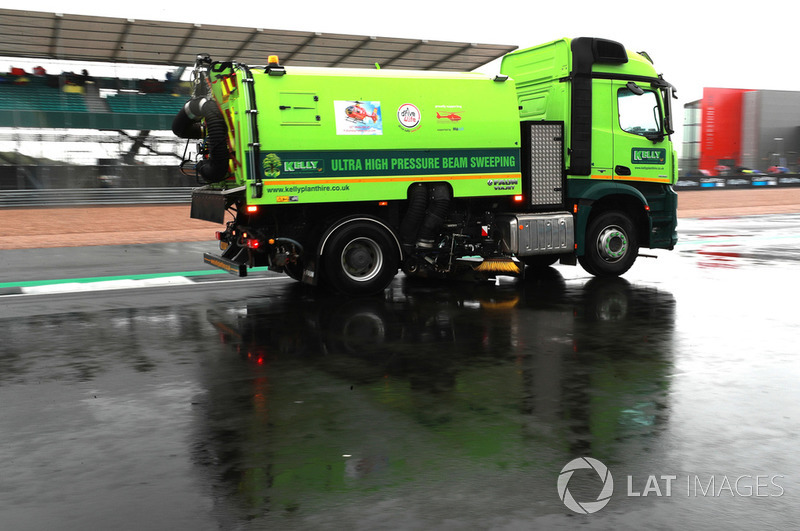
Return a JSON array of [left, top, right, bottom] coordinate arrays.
[[176, 37, 678, 295]]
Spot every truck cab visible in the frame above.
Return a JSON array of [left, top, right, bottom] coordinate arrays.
[[501, 37, 678, 275]]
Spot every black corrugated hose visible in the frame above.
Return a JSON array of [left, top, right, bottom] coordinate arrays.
[[172, 98, 230, 183]]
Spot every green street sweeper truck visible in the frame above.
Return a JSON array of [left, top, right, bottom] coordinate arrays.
[[174, 37, 678, 295]]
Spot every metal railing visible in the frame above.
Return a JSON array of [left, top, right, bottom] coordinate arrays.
[[0, 187, 193, 207]]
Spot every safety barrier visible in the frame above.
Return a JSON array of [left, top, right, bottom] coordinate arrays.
[[0, 187, 193, 207], [676, 174, 800, 190]]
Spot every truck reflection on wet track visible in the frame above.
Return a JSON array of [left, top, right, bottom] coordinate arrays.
[[195, 272, 675, 524]]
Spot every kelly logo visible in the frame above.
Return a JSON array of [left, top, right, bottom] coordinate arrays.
[[283, 159, 324, 173], [631, 148, 666, 165], [263, 153, 281, 178]]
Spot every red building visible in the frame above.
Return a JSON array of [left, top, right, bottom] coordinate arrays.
[[698, 88, 753, 175], [683, 88, 800, 176]]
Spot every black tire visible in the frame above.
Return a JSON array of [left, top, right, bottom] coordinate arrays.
[[578, 210, 639, 277], [324, 299, 390, 356], [323, 221, 399, 296]]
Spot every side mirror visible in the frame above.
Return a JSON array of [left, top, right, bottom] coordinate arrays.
[[626, 81, 645, 96]]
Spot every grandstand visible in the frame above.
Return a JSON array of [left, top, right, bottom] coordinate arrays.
[[0, 8, 515, 205], [0, 70, 189, 129]]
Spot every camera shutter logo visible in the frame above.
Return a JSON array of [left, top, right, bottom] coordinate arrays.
[[557, 457, 614, 514]]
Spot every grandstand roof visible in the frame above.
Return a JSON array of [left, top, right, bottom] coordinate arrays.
[[0, 8, 517, 72]]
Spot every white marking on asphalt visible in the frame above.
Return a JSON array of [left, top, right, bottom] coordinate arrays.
[[22, 276, 195, 295], [3, 273, 292, 299]]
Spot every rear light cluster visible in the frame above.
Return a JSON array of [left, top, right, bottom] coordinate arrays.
[[239, 232, 261, 249], [216, 223, 270, 251]]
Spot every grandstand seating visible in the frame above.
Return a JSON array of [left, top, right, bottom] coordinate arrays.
[[0, 72, 189, 129], [105, 92, 186, 115], [0, 76, 89, 113]]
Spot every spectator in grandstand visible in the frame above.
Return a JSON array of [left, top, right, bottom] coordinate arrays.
[[9, 67, 29, 84], [165, 71, 176, 92], [79, 69, 93, 85], [59, 71, 85, 93]]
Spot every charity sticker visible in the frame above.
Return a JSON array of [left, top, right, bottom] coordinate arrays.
[[334, 100, 382, 135], [397, 103, 421, 131]]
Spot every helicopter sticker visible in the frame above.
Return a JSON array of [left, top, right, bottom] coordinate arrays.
[[436, 111, 462, 122], [335, 100, 382, 135], [435, 104, 464, 132]]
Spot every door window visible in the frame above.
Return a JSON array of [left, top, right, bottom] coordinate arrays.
[[618, 88, 662, 137]]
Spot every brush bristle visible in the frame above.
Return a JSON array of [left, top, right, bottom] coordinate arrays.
[[473, 257, 522, 274]]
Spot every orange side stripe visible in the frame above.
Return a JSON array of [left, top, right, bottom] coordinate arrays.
[[590, 175, 671, 183]]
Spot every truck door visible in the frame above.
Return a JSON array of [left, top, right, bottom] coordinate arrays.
[[612, 81, 672, 184], [590, 79, 614, 179]]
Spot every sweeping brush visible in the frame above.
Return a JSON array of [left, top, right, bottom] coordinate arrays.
[[473, 256, 522, 275]]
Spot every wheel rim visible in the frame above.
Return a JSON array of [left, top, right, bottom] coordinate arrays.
[[340, 312, 386, 352], [596, 225, 628, 262], [340, 237, 384, 282]]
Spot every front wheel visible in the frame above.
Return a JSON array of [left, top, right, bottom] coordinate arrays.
[[578, 210, 639, 277], [323, 221, 399, 296]]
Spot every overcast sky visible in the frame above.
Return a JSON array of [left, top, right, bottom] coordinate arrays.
[[18, 0, 798, 105], [10, 0, 799, 157]]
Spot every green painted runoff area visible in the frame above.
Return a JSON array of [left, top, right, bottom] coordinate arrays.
[[0, 268, 270, 289]]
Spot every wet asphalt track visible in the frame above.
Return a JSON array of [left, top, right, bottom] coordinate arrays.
[[1, 213, 799, 529]]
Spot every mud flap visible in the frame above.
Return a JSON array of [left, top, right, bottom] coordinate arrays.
[[190, 186, 245, 224]]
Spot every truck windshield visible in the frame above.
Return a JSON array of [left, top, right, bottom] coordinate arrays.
[[618, 88, 662, 138]]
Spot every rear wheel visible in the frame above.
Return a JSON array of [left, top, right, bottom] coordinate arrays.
[[284, 259, 304, 281], [579, 210, 639, 277], [323, 221, 399, 296]]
